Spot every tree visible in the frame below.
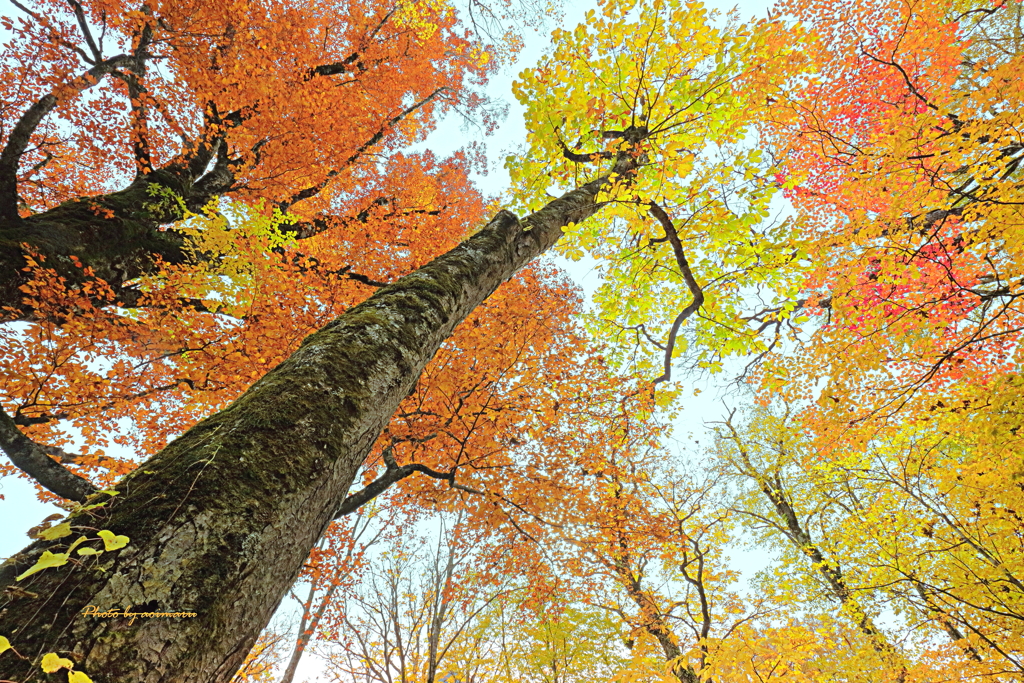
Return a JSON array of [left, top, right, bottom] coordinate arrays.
[[0, 0, 802, 679], [485, 606, 630, 683], [715, 402, 1024, 681], [277, 504, 387, 683], [757, 0, 1024, 461], [732, 0, 1024, 677], [316, 514, 520, 683], [0, 0, 499, 503], [0, 0, 498, 320]]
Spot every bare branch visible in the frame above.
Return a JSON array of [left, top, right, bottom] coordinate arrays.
[[334, 444, 452, 517]]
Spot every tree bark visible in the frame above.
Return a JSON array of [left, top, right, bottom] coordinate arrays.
[[0, 169, 200, 321], [0, 166, 619, 682]]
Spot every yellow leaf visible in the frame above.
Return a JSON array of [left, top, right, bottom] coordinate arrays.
[[16, 551, 70, 581], [68, 670, 94, 683], [76, 547, 103, 556], [0, 635, 11, 656], [41, 652, 73, 672], [39, 522, 72, 540], [97, 530, 129, 551]]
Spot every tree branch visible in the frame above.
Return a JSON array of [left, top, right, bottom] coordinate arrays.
[[334, 444, 452, 517], [277, 88, 447, 213], [0, 405, 97, 502], [10, 0, 93, 64], [308, 7, 397, 79], [648, 202, 704, 384], [554, 127, 616, 163], [65, 0, 103, 63], [0, 53, 136, 225]]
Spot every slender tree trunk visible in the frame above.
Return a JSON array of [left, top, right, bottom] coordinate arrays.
[[0, 168, 615, 682], [278, 574, 341, 683]]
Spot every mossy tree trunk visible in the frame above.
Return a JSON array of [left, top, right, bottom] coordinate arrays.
[[0, 169, 615, 682], [0, 151, 233, 322]]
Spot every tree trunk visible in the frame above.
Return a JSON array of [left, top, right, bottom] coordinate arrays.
[[0, 170, 196, 321], [0, 170, 613, 682]]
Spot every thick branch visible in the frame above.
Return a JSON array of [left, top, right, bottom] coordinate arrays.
[[0, 406, 96, 502], [308, 8, 396, 79], [186, 137, 236, 208], [554, 126, 616, 163], [310, 52, 365, 78], [65, 0, 103, 62], [0, 53, 136, 225], [280, 196, 441, 249]]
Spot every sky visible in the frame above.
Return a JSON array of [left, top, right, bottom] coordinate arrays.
[[0, 0, 775, 678]]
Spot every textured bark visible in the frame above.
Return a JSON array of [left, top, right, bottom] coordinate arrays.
[[0, 169, 615, 682], [0, 170, 197, 321]]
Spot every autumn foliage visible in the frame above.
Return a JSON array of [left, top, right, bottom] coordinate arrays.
[[1, 0, 1024, 681]]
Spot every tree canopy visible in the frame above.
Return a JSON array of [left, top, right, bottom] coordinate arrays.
[[0, 0, 1022, 681]]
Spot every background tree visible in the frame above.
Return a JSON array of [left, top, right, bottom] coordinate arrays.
[[316, 514, 519, 683], [727, 0, 1024, 678], [757, 0, 1024, 462], [276, 505, 388, 683], [715, 403, 1024, 681]]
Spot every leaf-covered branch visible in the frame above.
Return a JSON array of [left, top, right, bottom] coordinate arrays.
[[0, 53, 137, 224]]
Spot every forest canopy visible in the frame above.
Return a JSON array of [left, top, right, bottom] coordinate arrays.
[[0, 0, 1021, 681]]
